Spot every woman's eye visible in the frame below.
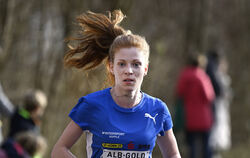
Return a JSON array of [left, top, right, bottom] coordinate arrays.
[[118, 63, 125, 66], [133, 63, 141, 67]]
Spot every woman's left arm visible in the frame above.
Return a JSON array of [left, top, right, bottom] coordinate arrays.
[[157, 129, 181, 158]]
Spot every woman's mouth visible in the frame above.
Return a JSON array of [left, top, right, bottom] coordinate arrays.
[[123, 78, 135, 84]]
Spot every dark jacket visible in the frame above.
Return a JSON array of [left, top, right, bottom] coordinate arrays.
[[206, 55, 222, 97], [8, 108, 39, 138]]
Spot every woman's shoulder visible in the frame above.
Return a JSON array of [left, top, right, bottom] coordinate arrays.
[[143, 93, 167, 108], [71, 88, 111, 113], [143, 93, 171, 117], [85, 87, 110, 98], [77, 87, 111, 104]]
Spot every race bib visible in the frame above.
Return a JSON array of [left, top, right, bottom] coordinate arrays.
[[102, 149, 150, 158]]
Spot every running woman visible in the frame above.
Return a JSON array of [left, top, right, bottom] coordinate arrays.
[[51, 10, 181, 158]]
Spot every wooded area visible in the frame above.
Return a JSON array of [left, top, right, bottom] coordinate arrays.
[[0, 0, 250, 157]]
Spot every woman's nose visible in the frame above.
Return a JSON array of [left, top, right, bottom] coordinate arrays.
[[125, 65, 133, 74]]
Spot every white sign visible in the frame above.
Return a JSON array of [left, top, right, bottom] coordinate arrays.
[[102, 149, 150, 158]]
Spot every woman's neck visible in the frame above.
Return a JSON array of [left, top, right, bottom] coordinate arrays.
[[110, 87, 142, 108]]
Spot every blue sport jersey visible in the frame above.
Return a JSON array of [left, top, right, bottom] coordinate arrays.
[[69, 87, 173, 158]]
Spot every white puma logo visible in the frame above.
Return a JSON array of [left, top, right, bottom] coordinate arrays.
[[144, 113, 158, 124]]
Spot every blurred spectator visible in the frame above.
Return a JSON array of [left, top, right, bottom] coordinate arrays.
[[208, 54, 233, 157], [8, 90, 47, 138], [0, 131, 47, 158], [206, 50, 222, 99], [0, 82, 14, 144], [176, 52, 215, 158]]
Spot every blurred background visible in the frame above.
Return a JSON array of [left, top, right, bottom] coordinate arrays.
[[0, 0, 249, 157]]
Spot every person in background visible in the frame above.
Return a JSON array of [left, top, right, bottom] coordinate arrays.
[[208, 53, 233, 158], [0, 131, 47, 158], [205, 50, 222, 122], [206, 50, 222, 99], [0, 82, 14, 144], [8, 90, 47, 138], [51, 10, 181, 158], [176, 52, 215, 158]]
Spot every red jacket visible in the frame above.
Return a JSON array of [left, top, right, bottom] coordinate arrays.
[[177, 66, 215, 131]]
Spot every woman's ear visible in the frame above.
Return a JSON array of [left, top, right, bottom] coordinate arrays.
[[144, 64, 148, 76], [109, 62, 114, 74]]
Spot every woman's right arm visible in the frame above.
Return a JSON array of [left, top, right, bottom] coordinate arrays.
[[51, 120, 83, 158]]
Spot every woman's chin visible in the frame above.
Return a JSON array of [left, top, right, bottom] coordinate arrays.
[[114, 84, 138, 92], [122, 85, 138, 92]]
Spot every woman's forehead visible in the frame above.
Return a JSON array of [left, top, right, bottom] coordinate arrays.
[[114, 47, 147, 60]]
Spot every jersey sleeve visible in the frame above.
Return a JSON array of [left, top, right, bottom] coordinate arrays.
[[69, 97, 91, 131], [158, 101, 173, 136]]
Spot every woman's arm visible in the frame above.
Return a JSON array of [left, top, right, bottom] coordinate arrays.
[[157, 129, 181, 158], [51, 120, 83, 158]]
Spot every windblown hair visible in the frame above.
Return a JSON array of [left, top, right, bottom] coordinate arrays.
[[64, 10, 150, 85]]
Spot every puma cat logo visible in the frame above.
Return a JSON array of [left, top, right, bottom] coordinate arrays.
[[144, 113, 158, 124]]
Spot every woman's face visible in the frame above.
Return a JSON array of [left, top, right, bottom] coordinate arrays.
[[110, 47, 148, 92]]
